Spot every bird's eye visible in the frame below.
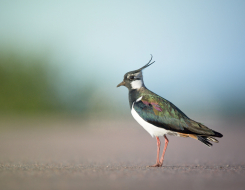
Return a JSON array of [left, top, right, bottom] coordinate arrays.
[[129, 76, 135, 80]]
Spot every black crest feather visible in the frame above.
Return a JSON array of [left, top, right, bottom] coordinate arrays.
[[138, 54, 155, 71]]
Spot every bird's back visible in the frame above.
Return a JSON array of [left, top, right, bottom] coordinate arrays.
[[135, 87, 223, 138]]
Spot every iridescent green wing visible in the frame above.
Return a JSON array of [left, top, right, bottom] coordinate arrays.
[[133, 94, 189, 132], [134, 89, 217, 135]]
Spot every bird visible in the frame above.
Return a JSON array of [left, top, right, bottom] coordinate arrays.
[[117, 55, 223, 167]]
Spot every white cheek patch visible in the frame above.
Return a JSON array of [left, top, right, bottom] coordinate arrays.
[[131, 80, 143, 89]]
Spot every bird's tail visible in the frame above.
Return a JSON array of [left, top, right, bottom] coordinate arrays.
[[192, 122, 223, 147], [197, 135, 221, 147], [197, 129, 223, 147], [179, 132, 222, 148], [197, 136, 213, 147]]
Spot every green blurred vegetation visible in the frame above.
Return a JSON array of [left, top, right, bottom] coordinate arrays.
[[0, 50, 60, 113], [0, 49, 113, 116]]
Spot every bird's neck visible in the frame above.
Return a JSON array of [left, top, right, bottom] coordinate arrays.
[[128, 87, 145, 109]]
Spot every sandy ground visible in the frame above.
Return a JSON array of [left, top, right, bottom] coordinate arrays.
[[0, 116, 245, 190]]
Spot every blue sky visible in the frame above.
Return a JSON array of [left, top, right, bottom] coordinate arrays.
[[1, 0, 245, 115]]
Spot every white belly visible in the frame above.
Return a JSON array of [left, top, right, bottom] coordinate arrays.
[[131, 105, 169, 137]]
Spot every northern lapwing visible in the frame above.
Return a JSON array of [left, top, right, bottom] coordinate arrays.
[[117, 55, 223, 167]]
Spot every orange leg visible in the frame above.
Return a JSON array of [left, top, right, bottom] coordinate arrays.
[[159, 135, 169, 166], [150, 135, 169, 167], [149, 136, 161, 167]]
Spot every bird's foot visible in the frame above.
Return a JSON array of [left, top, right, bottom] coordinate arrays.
[[148, 163, 162, 167]]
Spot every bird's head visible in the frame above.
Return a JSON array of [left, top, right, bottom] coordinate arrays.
[[117, 55, 155, 90]]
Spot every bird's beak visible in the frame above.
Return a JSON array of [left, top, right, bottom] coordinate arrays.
[[117, 81, 125, 87]]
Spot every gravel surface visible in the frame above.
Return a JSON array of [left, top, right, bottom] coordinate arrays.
[[0, 116, 244, 190]]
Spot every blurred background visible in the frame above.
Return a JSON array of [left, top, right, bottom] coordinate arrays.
[[0, 0, 245, 118], [1, 1, 245, 189]]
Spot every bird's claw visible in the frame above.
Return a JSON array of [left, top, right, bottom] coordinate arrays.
[[148, 163, 162, 167]]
